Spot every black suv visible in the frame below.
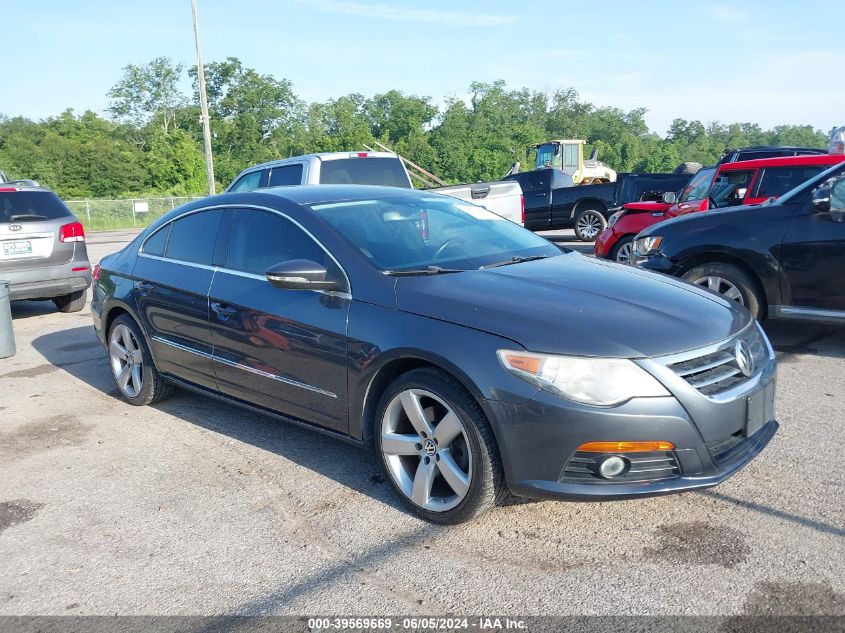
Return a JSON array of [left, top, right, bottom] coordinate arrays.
[[632, 161, 845, 322], [717, 146, 826, 165]]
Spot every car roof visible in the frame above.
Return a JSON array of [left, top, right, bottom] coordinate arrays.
[[718, 154, 845, 171], [0, 181, 52, 192]]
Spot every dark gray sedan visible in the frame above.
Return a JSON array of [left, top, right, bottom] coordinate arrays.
[[91, 185, 777, 523]]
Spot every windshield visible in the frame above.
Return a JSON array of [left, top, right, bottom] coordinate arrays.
[[318, 157, 411, 188], [776, 162, 845, 205], [678, 167, 716, 203], [311, 194, 561, 272]]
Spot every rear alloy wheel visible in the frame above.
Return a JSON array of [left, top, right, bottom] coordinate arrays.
[[107, 315, 174, 405], [683, 263, 764, 320], [611, 235, 635, 264], [376, 368, 504, 524], [573, 209, 607, 242], [54, 289, 87, 313]]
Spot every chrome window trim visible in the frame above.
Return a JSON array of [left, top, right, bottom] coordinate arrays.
[[776, 305, 845, 320], [138, 252, 218, 272], [137, 203, 352, 297], [151, 336, 337, 399]]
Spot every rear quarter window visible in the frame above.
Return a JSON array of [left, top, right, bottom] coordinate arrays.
[[0, 191, 72, 223]]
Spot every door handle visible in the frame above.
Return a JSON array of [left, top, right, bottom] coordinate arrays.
[[211, 302, 237, 319], [134, 281, 154, 293]]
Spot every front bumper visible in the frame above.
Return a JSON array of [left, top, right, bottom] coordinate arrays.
[[485, 326, 778, 501], [593, 227, 618, 258], [631, 252, 681, 274]]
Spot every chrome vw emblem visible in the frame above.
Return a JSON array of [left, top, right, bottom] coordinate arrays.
[[8, 224, 21, 232], [735, 340, 754, 377], [422, 439, 437, 456]]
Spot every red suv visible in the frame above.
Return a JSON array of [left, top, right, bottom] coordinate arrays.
[[594, 154, 845, 262]]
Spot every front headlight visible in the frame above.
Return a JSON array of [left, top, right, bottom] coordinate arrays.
[[633, 235, 663, 256], [607, 211, 624, 227], [498, 350, 669, 407]]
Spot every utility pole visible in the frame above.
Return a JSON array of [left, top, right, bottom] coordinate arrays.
[[191, 0, 215, 195]]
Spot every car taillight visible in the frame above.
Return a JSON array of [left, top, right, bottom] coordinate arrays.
[[520, 195, 525, 225], [59, 221, 85, 243], [92, 264, 101, 281]]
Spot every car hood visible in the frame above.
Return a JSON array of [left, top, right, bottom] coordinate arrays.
[[394, 253, 749, 358]]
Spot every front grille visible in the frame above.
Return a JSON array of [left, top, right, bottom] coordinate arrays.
[[666, 325, 769, 397], [560, 451, 680, 483]]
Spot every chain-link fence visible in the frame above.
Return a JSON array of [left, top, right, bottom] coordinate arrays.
[[65, 196, 206, 232]]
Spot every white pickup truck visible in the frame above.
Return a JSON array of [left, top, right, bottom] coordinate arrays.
[[225, 152, 524, 225]]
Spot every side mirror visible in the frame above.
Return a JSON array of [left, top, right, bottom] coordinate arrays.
[[662, 191, 677, 204], [264, 259, 339, 291], [812, 184, 832, 214]]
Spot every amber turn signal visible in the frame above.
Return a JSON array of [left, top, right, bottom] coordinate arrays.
[[577, 441, 675, 453]]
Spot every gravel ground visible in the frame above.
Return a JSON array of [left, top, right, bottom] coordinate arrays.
[[0, 229, 842, 617]]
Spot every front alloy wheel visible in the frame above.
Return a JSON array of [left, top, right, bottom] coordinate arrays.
[[375, 368, 505, 523], [381, 389, 472, 512], [690, 275, 744, 304]]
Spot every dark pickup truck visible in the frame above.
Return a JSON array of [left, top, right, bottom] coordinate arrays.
[[504, 169, 693, 241]]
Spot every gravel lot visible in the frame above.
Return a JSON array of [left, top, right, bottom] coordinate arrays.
[[0, 229, 843, 617]]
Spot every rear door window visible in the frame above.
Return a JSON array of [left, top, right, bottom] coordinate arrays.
[[0, 191, 72, 223], [753, 166, 828, 199], [318, 157, 410, 188], [164, 210, 224, 265], [268, 164, 303, 187]]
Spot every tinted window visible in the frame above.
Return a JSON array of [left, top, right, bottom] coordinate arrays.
[[753, 166, 827, 199], [269, 164, 303, 187], [165, 210, 223, 265], [679, 168, 716, 202], [225, 210, 329, 276], [142, 224, 170, 256], [229, 170, 264, 192], [0, 191, 72, 223], [312, 194, 559, 271], [519, 172, 546, 191], [318, 158, 410, 188]]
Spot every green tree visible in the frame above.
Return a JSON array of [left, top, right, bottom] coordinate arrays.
[[108, 57, 187, 136]]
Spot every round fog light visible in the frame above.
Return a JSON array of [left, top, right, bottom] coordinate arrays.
[[599, 456, 628, 479]]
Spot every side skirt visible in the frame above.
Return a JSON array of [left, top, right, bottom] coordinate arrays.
[[162, 375, 367, 450]]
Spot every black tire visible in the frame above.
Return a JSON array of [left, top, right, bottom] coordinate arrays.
[[573, 208, 607, 242], [682, 263, 765, 320], [107, 314, 174, 406], [610, 235, 635, 264], [54, 289, 87, 313], [374, 367, 506, 524]]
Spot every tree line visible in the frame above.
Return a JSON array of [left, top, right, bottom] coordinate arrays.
[[0, 56, 828, 199]]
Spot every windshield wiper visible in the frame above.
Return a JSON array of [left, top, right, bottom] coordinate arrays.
[[10, 214, 48, 221], [480, 255, 551, 269], [384, 265, 465, 276]]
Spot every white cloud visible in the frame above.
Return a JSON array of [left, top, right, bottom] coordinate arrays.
[[293, 0, 518, 27]]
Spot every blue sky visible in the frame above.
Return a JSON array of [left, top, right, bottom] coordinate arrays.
[[1, 0, 842, 134]]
